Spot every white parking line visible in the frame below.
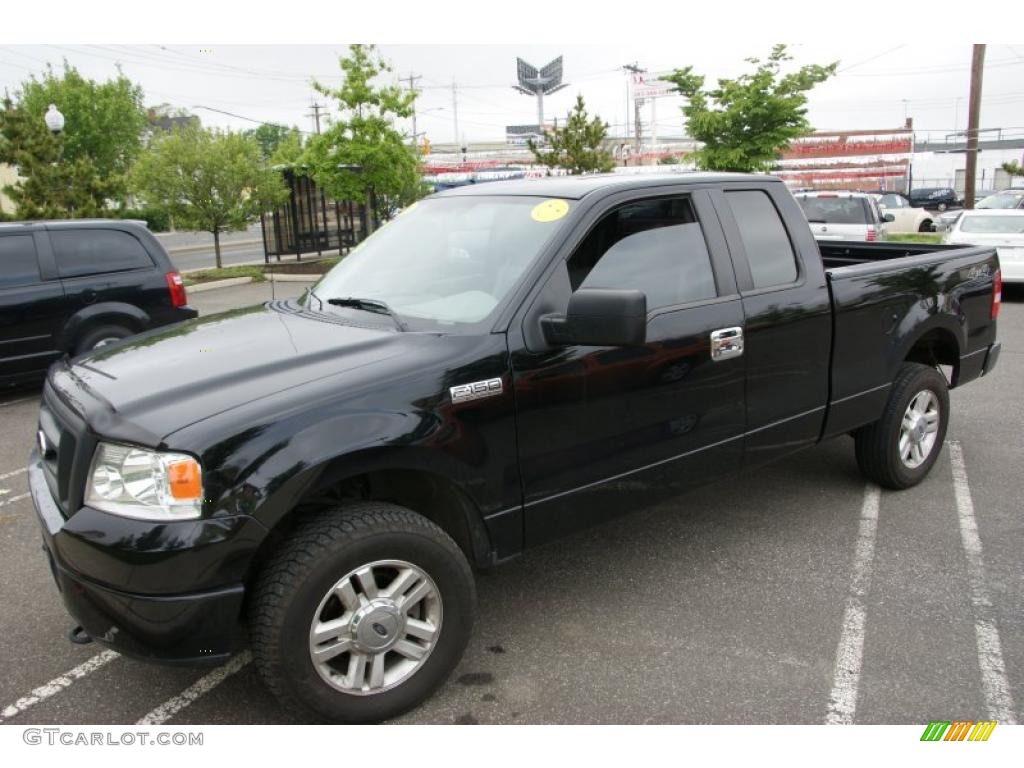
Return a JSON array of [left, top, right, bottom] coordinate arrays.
[[0, 650, 120, 723], [825, 484, 881, 725], [0, 395, 37, 408], [947, 441, 1017, 725], [0, 492, 30, 509], [0, 467, 27, 482], [136, 651, 252, 725]]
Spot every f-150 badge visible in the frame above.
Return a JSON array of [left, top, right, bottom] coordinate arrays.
[[450, 378, 503, 404]]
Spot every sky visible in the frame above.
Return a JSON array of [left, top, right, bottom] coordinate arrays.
[[2, 42, 1023, 150]]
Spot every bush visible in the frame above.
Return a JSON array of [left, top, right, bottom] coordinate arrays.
[[113, 206, 171, 232]]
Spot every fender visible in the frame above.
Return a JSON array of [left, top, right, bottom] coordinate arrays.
[[890, 305, 964, 380], [199, 406, 514, 568], [60, 301, 151, 351]]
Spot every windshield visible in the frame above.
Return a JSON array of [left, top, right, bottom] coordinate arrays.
[[308, 195, 571, 329], [797, 196, 870, 224], [958, 215, 1024, 234], [978, 191, 1024, 210]]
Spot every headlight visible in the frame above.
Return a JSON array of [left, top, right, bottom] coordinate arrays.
[[85, 442, 203, 520]]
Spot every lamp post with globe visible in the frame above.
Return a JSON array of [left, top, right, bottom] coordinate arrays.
[[44, 104, 68, 216]]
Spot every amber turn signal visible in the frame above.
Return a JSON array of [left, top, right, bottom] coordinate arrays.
[[167, 458, 202, 500]]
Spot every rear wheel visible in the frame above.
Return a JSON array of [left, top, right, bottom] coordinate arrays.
[[74, 324, 133, 355], [919, 219, 934, 233], [854, 363, 949, 489], [250, 502, 476, 723]]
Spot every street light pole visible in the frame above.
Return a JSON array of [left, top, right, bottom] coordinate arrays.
[[44, 104, 67, 217]]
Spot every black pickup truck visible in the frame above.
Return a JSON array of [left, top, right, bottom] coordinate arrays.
[[27, 173, 1001, 722]]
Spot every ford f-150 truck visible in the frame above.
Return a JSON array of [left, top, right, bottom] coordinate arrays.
[[27, 173, 1002, 723]]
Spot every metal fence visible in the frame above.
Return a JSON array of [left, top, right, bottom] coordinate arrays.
[[261, 169, 363, 261]]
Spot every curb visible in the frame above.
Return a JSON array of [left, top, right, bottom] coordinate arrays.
[[186, 277, 255, 293], [264, 273, 321, 282]]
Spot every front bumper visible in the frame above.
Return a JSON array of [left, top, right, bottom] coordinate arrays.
[[28, 450, 264, 665]]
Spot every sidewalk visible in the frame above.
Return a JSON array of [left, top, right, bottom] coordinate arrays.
[[155, 223, 263, 253]]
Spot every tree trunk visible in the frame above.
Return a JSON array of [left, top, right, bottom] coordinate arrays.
[[213, 229, 222, 269], [363, 197, 374, 237]]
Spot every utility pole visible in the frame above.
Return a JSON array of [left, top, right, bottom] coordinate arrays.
[[404, 73, 421, 147], [623, 63, 646, 161], [964, 44, 985, 210], [451, 80, 460, 148], [307, 101, 324, 134], [622, 63, 644, 147]]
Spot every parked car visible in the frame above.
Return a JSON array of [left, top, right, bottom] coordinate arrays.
[[873, 192, 934, 233], [944, 209, 1024, 283], [29, 174, 1001, 722], [794, 190, 893, 241], [935, 188, 1024, 231], [0, 220, 196, 387], [908, 187, 961, 211]]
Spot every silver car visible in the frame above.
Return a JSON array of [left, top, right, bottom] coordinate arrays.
[[795, 191, 893, 242]]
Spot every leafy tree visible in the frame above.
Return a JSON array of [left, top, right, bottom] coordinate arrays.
[[302, 44, 419, 234], [528, 95, 614, 174], [7, 62, 148, 211], [246, 123, 300, 162], [269, 128, 305, 167], [1002, 161, 1023, 179], [131, 126, 288, 267], [0, 96, 112, 218], [665, 45, 837, 172]]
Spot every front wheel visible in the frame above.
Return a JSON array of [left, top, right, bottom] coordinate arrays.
[[250, 502, 476, 723], [854, 363, 949, 489]]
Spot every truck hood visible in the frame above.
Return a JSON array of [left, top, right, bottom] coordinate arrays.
[[63, 300, 429, 441]]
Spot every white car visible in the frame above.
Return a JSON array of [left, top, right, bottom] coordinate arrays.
[[794, 191, 892, 241], [874, 193, 935, 233], [936, 188, 1024, 231], [944, 209, 1024, 283]]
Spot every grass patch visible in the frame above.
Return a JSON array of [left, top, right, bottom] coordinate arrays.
[[264, 256, 341, 275], [888, 233, 944, 244], [183, 265, 266, 286]]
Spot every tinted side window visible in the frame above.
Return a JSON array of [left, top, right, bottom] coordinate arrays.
[[0, 235, 40, 288], [51, 230, 154, 278], [725, 191, 799, 289], [568, 197, 717, 310]]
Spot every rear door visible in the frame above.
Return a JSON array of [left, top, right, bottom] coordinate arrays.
[[49, 226, 159, 319], [0, 230, 66, 381], [714, 184, 833, 468], [510, 188, 747, 545]]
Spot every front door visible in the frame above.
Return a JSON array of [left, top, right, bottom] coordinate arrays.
[[510, 190, 747, 546]]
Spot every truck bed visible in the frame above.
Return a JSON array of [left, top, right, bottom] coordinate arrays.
[[819, 239, 1000, 440]]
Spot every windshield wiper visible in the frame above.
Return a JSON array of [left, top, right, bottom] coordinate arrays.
[[326, 297, 408, 331]]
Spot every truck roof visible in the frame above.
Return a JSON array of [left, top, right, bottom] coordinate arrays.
[[432, 171, 781, 200], [0, 218, 149, 231]]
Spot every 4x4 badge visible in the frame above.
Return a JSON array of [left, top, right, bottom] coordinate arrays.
[[450, 378, 503, 404]]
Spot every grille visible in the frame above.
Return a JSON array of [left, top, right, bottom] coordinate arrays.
[[38, 382, 95, 518]]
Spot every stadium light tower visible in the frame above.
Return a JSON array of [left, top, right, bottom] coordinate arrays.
[[513, 56, 568, 127]]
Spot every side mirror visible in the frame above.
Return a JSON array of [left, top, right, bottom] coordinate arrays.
[[541, 288, 647, 347], [883, 213, 896, 223]]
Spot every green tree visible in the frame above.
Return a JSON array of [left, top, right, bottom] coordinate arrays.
[[1002, 161, 1023, 179], [665, 45, 837, 172], [268, 128, 304, 167], [302, 44, 419, 235], [246, 123, 300, 162], [9, 62, 147, 211], [131, 126, 287, 267], [528, 95, 615, 174], [0, 95, 113, 218]]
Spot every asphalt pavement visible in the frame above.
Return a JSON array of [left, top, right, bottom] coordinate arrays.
[[0, 283, 1021, 725]]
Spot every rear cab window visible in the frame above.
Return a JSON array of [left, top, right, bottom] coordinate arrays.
[[0, 234, 41, 288], [725, 190, 800, 289], [50, 229, 155, 278]]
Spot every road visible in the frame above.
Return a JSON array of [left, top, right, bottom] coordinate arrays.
[[0, 284, 1021, 725]]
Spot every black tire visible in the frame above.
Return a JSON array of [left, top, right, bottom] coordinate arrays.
[[74, 323, 133, 355], [854, 363, 949, 489], [919, 219, 933, 233], [250, 502, 476, 723]]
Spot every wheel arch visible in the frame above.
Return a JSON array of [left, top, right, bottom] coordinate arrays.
[[901, 323, 961, 385], [61, 302, 149, 352]]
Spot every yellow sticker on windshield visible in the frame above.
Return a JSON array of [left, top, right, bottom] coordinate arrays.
[[531, 199, 569, 223]]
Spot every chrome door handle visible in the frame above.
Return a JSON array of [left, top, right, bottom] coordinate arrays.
[[710, 327, 743, 361]]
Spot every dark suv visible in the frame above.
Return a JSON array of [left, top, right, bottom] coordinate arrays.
[[908, 187, 962, 211], [0, 219, 197, 387]]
